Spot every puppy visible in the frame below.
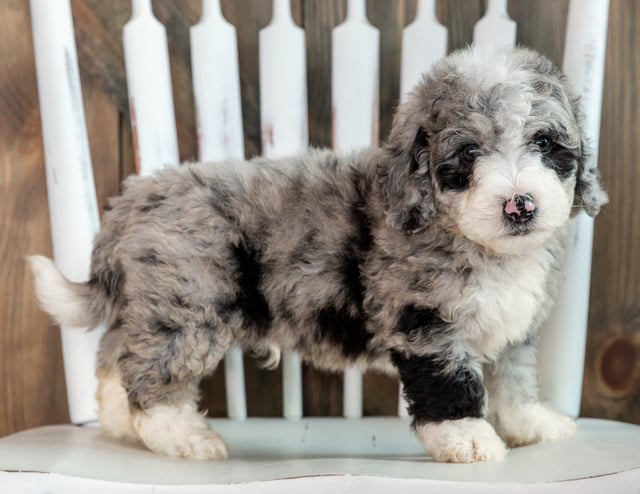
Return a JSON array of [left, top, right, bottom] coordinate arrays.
[[30, 46, 607, 463]]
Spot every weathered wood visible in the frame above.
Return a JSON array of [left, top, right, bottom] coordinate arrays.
[[0, 0, 68, 437], [223, 0, 284, 159], [1, 0, 639, 437], [438, 0, 484, 52], [582, 0, 640, 424], [509, 0, 569, 67]]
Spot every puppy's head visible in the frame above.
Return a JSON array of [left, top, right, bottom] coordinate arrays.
[[379, 46, 607, 255]]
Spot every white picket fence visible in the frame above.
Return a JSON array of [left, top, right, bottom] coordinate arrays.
[[30, 0, 608, 426]]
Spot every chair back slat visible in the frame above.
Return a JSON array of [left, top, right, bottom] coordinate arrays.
[[537, 0, 610, 418], [35, 0, 609, 423], [396, 0, 449, 418], [223, 344, 247, 420], [123, 0, 179, 175], [191, 0, 245, 163], [259, 0, 308, 420], [400, 0, 447, 103], [190, 0, 248, 420], [473, 0, 517, 48], [332, 0, 380, 419], [29, 0, 103, 425]]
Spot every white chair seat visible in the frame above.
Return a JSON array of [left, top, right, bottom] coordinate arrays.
[[1, 418, 638, 493]]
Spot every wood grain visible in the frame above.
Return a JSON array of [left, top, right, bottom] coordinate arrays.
[[1, 0, 638, 438], [0, 0, 69, 435], [581, 0, 640, 423]]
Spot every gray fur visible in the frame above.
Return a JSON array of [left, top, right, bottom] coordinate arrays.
[[32, 46, 606, 453]]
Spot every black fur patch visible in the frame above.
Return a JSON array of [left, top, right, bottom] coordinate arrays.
[[402, 207, 424, 234], [314, 191, 374, 358], [351, 198, 374, 254], [396, 304, 448, 342], [218, 238, 273, 335], [410, 127, 430, 174], [542, 147, 578, 180], [89, 261, 124, 300], [340, 251, 365, 305], [391, 351, 485, 426], [138, 192, 166, 213], [153, 318, 182, 334], [532, 129, 580, 180], [134, 249, 164, 265], [314, 249, 373, 358], [435, 162, 472, 191], [316, 305, 371, 358]]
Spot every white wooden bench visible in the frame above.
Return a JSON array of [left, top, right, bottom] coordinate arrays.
[[1, 0, 638, 492]]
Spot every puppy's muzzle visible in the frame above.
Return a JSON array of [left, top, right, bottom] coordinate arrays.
[[503, 194, 537, 225]]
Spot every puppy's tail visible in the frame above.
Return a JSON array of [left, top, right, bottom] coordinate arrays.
[[28, 255, 109, 329]]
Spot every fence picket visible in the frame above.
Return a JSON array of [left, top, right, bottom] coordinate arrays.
[[538, 0, 610, 418], [473, 0, 516, 48], [259, 0, 307, 420], [191, 0, 248, 421], [30, 0, 103, 425], [123, 0, 179, 175]]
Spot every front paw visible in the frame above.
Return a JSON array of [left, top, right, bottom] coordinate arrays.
[[494, 403, 577, 448], [415, 418, 507, 463]]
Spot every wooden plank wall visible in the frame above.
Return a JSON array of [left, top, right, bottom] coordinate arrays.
[[0, 0, 638, 437]]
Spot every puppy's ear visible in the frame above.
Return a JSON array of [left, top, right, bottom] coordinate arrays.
[[378, 121, 435, 234], [574, 143, 608, 216]]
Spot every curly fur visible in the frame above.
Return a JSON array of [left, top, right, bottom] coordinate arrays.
[[30, 46, 606, 462]]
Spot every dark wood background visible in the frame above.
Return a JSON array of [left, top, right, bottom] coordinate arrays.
[[1, 0, 638, 437]]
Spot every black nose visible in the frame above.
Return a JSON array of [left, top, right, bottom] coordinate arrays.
[[503, 194, 537, 224]]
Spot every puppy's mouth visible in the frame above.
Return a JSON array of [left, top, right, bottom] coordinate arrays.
[[506, 222, 536, 236]]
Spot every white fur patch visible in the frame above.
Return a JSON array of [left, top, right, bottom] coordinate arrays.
[[493, 402, 577, 447], [27, 255, 86, 328], [96, 371, 137, 441], [455, 149, 573, 257], [132, 403, 228, 460], [456, 249, 554, 360], [416, 418, 507, 463]]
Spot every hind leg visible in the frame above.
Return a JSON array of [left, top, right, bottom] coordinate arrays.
[[132, 397, 227, 460], [111, 304, 233, 460], [96, 368, 137, 441]]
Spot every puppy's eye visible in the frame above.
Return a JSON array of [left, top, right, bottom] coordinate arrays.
[[458, 144, 480, 165], [534, 133, 555, 153]]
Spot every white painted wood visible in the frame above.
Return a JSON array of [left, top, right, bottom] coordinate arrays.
[[332, 0, 380, 152], [190, 0, 244, 163], [331, 0, 378, 419], [223, 344, 247, 420], [342, 367, 364, 418], [2, 471, 640, 494], [29, 0, 104, 425], [259, 0, 308, 158], [473, 0, 516, 48], [282, 351, 303, 420], [259, 0, 308, 420], [332, 0, 379, 419], [400, 0, 447, 102], [538, 0, 610, 418], [123, 0, 179, 175], [397, 384, 409, 417], [1, 419, 639, 490], [191, 0, 247, 421]]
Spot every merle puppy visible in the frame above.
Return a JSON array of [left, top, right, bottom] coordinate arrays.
[[30, 46, 607, 463]]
